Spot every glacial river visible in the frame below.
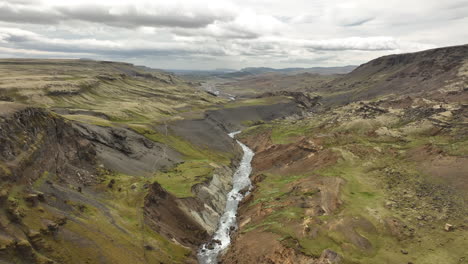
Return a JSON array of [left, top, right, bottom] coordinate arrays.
[[197, 131, 254, 264]]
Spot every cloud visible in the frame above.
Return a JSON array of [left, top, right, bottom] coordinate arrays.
[[0, 27, 40, 42], [0, 26, 439, 65], [56, 3, 235, 29], [342, 17, 375, 27], [302, 37, 399, 51], [0, 2, 62, 24], [0, 0, 465, 69], [0, 1, 237, 28], [173, 11, 286, 39], [253, 36, 401, 51], [0, 46, 91, 57], [0, 27, 228, 57]]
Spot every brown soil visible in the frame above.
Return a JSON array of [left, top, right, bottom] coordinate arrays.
[[222, 231, 315, 264], [242, 133, 338, 175], [407, 145, 468, 197]]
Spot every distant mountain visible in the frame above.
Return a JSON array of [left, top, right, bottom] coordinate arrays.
[[162, 66, 356, 78], [317, 44, 468, 105], [166, 68, 237, 76], [239, 66, 357, 75], [135, 65, 169, 74]]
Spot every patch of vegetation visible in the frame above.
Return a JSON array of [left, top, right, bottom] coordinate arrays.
[[270, 120, 316, 144], [154, 160, 215, 198], [237, 108, 468, 263], [224, 96, 291, 108], [249, 173, 307, 206], [20, 170, 191, 264], [62, 114, 114, 127], [241, 119, 265, 127], [0, 162, 11, 176]]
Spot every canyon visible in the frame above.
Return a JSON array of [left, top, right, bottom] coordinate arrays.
[[0, 44, 467, 264]]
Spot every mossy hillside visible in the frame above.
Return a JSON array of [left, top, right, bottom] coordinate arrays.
[[62, 114, 114, 127], [89, 173, 191, 263], [239, 116, 325, 145], [127, 125, 234, 198], [49, 77, 224, 123], [5, 170, 191, 264], [243, 140, 467, 263], [154, 160, 215, 198], [0, 59, 226, 127], [237, 106, 468, 263], [0, 162, 11, 176], [248, 173, 308, 207], [223, 96, 292, 109]]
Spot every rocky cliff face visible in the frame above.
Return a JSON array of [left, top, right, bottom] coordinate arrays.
[[143, 182, 210, 247], [0, 103, 97, 185], [0, 103, 101, 263], [183, 165, 237, 234]]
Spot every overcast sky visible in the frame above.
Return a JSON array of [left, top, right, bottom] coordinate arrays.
[[0, 0, 467, 70]]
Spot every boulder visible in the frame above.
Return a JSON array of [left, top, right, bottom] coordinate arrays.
[[25, 194, 39, 206], [318, 249, 342, 263], [444, 223, 454, 232]]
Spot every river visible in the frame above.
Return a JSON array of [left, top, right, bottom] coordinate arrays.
[[197, 131, 254, 264]]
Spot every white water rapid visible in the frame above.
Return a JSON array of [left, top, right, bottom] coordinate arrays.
[[197, 131, 254, 264]]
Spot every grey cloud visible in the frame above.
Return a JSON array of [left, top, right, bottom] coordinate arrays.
[[444, 1, 468, 10], [57, 6, 229, 29], [0, 0, 463, 70], [173, 26, 260, 40], [279, 56, 335, 64], [343, 17, 375, 27], [0, 2, 235, 29], [2, 0, 39, 5], [254, 37, 400, 52], [303, 38, 398, 51], [1, 28, 228, 58], [0, 4, 62, 24]]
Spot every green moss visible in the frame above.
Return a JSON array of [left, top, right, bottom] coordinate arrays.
[[23, 170, 191, 264], [238, 123, 273, 139], [8, 62, 224, 126], [236, 110, 468, 263], [32, 171, 49, 189], [441, 137, 468, 156], [0, 162, 11, 176], [270, 121, 316, 144], [62, 114, 114, 127], [241, 119, 265, 127], [241, 118, 320, 144], [223, 96, 292, 108], [299, 235, 343, 257], [249, 173, 307, 206], [154, 160, 215, 198]]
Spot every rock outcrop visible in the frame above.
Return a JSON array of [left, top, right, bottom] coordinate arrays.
[[0, 102, 97, 185]]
